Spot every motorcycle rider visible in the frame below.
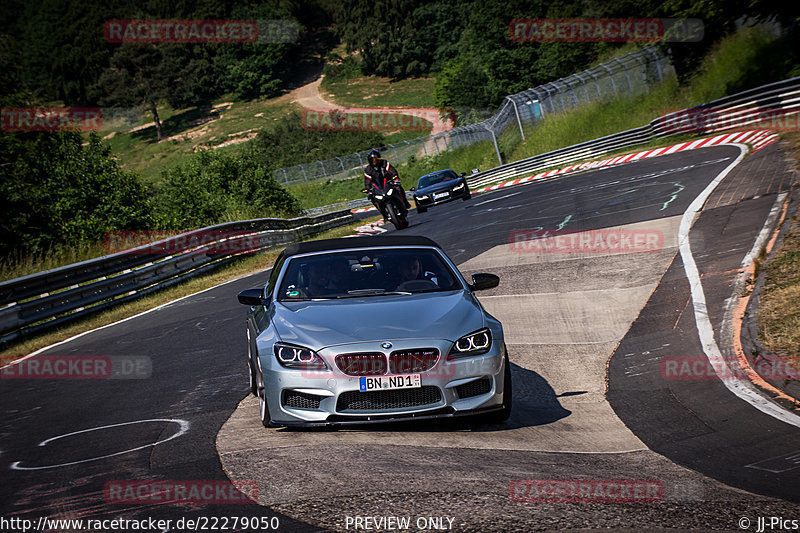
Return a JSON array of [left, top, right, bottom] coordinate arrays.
[[363, 149, 412, 219]]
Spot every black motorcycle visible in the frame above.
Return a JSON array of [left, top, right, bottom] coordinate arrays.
[[363, 180, 409, 230]]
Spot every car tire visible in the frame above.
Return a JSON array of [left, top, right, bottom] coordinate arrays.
[[256, 368, 278, 428], [247, 356, 257, 397], [247, 330, 257, 396], [483, 349, 512, 424], [463, 186, 471, 200]]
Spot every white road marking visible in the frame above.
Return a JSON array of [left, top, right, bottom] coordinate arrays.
[[473, 191, 523, 207], [678, 144, 800, 429], [745, 450, 800, 473], [10, 418, 190, 470]]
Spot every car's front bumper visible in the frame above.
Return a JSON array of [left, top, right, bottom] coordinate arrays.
[[414, 186, 469, 207], [260, 338, 506, 427]]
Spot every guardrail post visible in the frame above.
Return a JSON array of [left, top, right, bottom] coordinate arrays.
[[507, 96, 525, 140], [529, 89, 546, 118], [555, 82, 568, 111], [600, 63, 616, 94], [646, 47, 662, 81], [574, 73, 590, 102], [586, 69, 602, 98], [319, 161, 327, 179], [487, 127, 502, 165], [563, 78, 579, 106], [631, 53, 648, 93], [614, 58, 634, 93], [301, 165, 308, 182]]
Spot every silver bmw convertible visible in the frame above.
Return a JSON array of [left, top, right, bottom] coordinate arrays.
[[237, 235, 511, 427]]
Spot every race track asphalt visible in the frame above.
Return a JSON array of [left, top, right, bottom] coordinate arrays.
[[1, 143, 798, 532]]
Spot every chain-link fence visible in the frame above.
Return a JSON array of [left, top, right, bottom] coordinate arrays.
[[273, 45, 674, 186]]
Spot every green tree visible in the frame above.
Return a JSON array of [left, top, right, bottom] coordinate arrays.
[[156, 149, 302, 230], [0, 131, 152, 255]]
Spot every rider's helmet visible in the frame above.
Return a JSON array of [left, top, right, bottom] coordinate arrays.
[[368, 149, 381, 166]]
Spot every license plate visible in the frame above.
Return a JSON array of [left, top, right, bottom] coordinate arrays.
[[360, 374, 421, 392], [434, 192, 449, 200]]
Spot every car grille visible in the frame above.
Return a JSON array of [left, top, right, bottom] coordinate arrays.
[[389, 349, 439, 373], [335, 353, 387, 376], [455, 377, 492, 399], [337, 386, 442, 411], [282, 390, 322, 410]]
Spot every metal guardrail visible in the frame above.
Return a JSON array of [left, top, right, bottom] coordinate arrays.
[[5, 76, 799, 346], [275, 46, 672, 185], [0, 210, 354, 346], [465, 75, 800, 190], [303, 75, 800, 214]]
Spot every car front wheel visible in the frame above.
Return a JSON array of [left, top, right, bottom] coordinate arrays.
[[256, 368, 278, 428], [483, 349, 512, 424]]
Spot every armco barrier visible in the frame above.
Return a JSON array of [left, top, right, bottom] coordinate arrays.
[[465, 75, 800, 191], [0, 210, 353, 346], [307, 76, 800, 217]]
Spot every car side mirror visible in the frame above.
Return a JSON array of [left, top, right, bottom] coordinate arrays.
[[409, 187, 416, 192], [460, 172, 466, 177], [469, 273, 499, 291], [238, 287, 267, 306]]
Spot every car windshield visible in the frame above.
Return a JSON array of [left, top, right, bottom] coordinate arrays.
[[418, 170, 458, 188], [277, 248, 462, 301]]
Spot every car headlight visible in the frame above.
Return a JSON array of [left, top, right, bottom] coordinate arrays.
[[452, 183, 465, 190], [447, 328, 492, 359], [274, 342, 328, 370], [417, 195, 429, 200]]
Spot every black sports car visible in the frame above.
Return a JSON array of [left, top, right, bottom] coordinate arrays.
[[410, 169, 471, 213]]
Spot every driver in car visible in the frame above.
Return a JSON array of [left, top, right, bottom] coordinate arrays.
[[304, 262, 336, 297], [395, 255, 438, 290], [398, 255, 422, 283]]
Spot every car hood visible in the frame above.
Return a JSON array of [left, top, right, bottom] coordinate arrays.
[[416, 179, 463, 195], [271, 290, 484, 350]]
